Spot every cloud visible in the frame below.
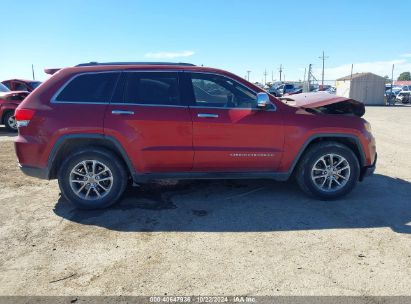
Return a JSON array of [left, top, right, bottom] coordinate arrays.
[[401, 53, 411, 58], [312, 59, 411, 80], [144, 51, 195, 59]]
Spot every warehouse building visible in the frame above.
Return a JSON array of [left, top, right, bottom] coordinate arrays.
[[336, 72, 385, 105]]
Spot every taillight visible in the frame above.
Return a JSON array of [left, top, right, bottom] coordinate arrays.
[[15, 108, 35, 127]]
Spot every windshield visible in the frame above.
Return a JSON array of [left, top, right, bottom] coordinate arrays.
[[0, 83, 10, 92], [30, 81, 42, 89]]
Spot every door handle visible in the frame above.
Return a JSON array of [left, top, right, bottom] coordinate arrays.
[[197, 113, 219, 118], [111, 110, 135, 115]]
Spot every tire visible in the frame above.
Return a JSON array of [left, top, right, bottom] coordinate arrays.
[[3, 111, 17, 132], [58, 148, 128, 209], [295, 142, 360, 200]]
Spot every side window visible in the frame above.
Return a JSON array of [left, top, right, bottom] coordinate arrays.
[[112, 72, 181, 106], [190, 73, 257, 108], [55, 72, 119, 103]]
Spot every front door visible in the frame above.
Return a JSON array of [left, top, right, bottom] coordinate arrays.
[[104, 71, 193, 173], [185, 72, 284, 172]]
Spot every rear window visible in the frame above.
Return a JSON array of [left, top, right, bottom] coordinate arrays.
[[112, 72, 181, 106], [55, 72, 119, 103], [0, 82, 10, 92]]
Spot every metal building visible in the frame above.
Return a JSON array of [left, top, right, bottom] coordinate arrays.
[[336, 73, 386, 105]]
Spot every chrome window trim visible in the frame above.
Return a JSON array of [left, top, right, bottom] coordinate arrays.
[[189, 105, 277, 111], [186, 71, 276, 112], [50, 69, 276, 112], [108, 103, 188, 108]]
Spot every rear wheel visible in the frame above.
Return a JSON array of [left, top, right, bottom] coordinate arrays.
[[58, 148, 127, 209], [4, 111, 17, 132], [295, 142, 360, 200]]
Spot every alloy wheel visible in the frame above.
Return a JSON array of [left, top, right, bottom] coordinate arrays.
[[69, 160, 113, 200], [311, 153, 351, 192], [7, 115, 17, 130]]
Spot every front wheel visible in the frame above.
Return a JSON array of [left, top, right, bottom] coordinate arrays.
[[295, 142, 360, 200], [58, 148, 127, 209]]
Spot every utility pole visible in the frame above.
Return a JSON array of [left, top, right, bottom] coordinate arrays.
[[32, 64, 35, 80], [350, 64, 354, 80], [390, 64, 395, 105], [246, 70, 251, 81], [304, 64, 313, 92], [263, 69, 268, 85], [272, 70, 274, 82], [279, 64, 283, 82], [318, 51, 329, 88], [303, 67, 307, 87]]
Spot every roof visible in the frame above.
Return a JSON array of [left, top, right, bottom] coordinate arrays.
[[2, 79, 41, 83], [394, 80, 411, 86], [336, 72, 385, 81], [45, 62, 196, 75], [43, 64, 267, 95], [76, 62, 195, 67]]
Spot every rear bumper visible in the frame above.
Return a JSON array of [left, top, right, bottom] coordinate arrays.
[[19, 164, 49, 179], [360, 153, 377, 181]]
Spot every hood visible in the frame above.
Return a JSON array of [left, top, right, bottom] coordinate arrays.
[[279, 92, 365, 117]]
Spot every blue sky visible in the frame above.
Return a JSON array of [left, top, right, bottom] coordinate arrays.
[[2, 0, 411, 83]]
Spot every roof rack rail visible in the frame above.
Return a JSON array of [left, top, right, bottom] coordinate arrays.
[[75, 62, 196, 67]]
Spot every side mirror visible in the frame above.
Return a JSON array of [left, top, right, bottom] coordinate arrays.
[[257, 92, 270, 108]]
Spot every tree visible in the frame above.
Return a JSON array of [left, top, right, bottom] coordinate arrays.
[[397, 72, 411, 81]]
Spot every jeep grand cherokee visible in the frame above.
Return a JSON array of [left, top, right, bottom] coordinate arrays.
[[14, 62, 377, 209]]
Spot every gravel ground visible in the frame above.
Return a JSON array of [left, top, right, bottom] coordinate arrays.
[[0, 106, 410, 296]]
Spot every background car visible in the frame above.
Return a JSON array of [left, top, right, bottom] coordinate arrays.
[[385, 87, 402, 104], [396, 91, 410, 104], [269, 83, 295, 97], [0, 83, 29, 131], [284, 88, 303, 96], [2, 79, 42, 92]]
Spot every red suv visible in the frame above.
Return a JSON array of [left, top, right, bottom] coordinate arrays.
[[14, 62, 377, 209]]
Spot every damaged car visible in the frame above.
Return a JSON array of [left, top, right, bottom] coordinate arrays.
[[0, 82, 29, 131], [14, 62, 376, 209]]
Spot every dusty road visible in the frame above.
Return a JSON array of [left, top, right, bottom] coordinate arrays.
[[0, 106, 410, 296]]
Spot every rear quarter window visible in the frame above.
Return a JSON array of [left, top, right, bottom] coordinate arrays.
[[54, 72, 119, 103]]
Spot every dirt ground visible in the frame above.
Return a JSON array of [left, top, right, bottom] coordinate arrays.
[[0, 106, 410, 296]]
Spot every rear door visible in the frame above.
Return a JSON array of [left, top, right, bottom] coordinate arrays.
[[184, 72, 284, 172], [104, 71, 193, 173]]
